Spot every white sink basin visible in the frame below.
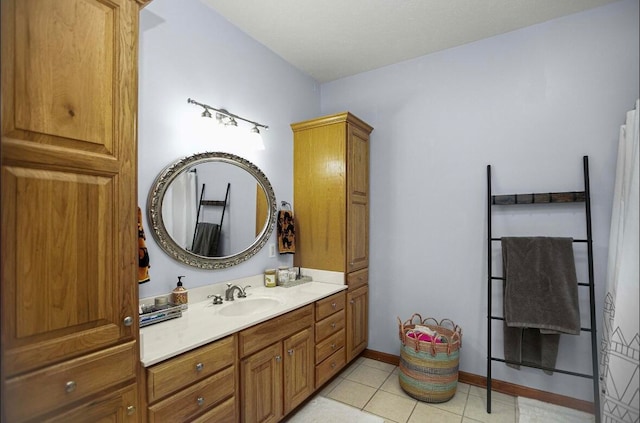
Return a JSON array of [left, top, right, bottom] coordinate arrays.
[[216, 297, 283, 317]]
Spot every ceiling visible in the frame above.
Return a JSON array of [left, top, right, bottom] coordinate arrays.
[[201, 0, 619, 83]]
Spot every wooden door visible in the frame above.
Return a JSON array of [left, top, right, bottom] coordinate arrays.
[[1, 0, 139, 377], [292, 119, 347, 272], [346, 123, 370, 273], [347, 285, 369, 362], [283, 328, 314, 414], [241, 343, 283, 423]]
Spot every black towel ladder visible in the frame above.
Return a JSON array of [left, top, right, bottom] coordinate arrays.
[[191, 182, 230, 255], [486, 156, 600, 422]]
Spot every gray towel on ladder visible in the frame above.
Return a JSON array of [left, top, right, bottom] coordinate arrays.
[[501, 237, 581, 374], [192, 223, 220, 257]]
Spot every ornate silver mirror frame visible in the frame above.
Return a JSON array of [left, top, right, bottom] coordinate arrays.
[[147, 151, 277, 269]]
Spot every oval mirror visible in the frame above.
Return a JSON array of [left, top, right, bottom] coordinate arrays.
[[147, 152, 277, 269]]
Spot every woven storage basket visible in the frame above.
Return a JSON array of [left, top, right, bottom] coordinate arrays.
[[397, 314, 462, 403]]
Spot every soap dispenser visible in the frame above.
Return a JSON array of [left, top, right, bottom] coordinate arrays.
[[172, 276, 188, 309]]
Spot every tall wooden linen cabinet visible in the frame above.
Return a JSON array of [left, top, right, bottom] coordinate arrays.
[[1, 0, 148, 421], [292, 112, 372, 363]]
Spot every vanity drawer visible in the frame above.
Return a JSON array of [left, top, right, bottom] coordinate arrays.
[[316, 329, 345, 364], [191, 396, 236, 423], [239, 304, 313, 358], [347, 268, 368, 290], [315, 347, 346, 388], [147, 366, 235, 423], [4, 341, 136, 423], [147, 335, 235, 403], [315, 309, 345, 342], [315, 291, 345, 321]]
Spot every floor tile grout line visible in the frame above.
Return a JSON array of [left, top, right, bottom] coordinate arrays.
[[460, 388, 470, 419]]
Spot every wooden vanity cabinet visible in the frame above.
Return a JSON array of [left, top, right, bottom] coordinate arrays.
[[314, 291, 347, 388], [145, 335, 237, 423], [1, 0, 144, 421], [292, 113, 373, 365], [239, 305, 314, 423]]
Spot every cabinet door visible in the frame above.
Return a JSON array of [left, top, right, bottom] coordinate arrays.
[[241, 343, 283, 423], [347, 285, 369, 362], [1, 0, 139, 377], [284, 328, 314, 414], [292, 121, 347, 272], [346, 123, 369, 272]]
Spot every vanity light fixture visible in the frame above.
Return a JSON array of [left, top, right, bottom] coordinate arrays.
[[188, 98, 268, 150]]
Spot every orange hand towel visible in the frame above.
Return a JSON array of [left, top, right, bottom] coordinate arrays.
[[277, 209, 296, 254], [138, 207, 151, 283]]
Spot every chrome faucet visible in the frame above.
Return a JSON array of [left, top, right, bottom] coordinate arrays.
[[225, 283, 251, 301]]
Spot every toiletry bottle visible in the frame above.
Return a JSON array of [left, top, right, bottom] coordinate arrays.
[[172, 276, 188, 307]]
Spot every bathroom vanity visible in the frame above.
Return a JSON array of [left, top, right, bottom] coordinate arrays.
[[140, 282, 349, 422]]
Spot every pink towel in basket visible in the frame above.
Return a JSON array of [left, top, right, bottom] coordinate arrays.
[[407, 331, 445, 343]]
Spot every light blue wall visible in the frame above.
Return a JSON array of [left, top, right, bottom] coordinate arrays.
[[139, 0, 639, 402], [320, 0, 639, 402], [138, 0, 320, 299]]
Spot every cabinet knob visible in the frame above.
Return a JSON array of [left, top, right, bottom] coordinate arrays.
[[275, 355, 282, 362], [195, 362, 204, 372], [331, 322, 336, 329], [197, 397, 205, 406], [350, 300, 355, 304], [331, 362, 337, 368], [288, 349, 294, 356], [123, 316, 133, 327], [65, 381, 77, 393], [331, 343, 336, 350], [331, 302, 336, 309], [126, 405, 136, 416]]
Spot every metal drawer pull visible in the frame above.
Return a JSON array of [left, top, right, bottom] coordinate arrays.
[[331, 362, 337, 368], [331, 343, 336, 349], [331, 302, 336, 309], [275, 355, 282, 362], [288, 349, 294, 356], [350, 300, 355, 304], [126, 405, 136, 416], [197, 397, 205, 406], [195, 362, 204, 372], [123, 316, 133, 327], [331, 322, 336, 329], [65, 381, 77, 393]]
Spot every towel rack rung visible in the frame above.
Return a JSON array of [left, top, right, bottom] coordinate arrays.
[[491, 237, 588, 243], [491, 191, 586, 205]]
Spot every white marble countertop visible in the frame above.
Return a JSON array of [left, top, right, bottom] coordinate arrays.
[[140, 281, 347, 367]]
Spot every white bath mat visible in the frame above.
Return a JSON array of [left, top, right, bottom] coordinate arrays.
[[517, 397, 595, 423], [288, 396, 384, 423]]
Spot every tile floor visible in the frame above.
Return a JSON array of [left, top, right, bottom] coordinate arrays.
[[292, 356, 519, 423]]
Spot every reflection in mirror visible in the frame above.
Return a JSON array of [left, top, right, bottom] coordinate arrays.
[[148, 152, 277, 269]]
